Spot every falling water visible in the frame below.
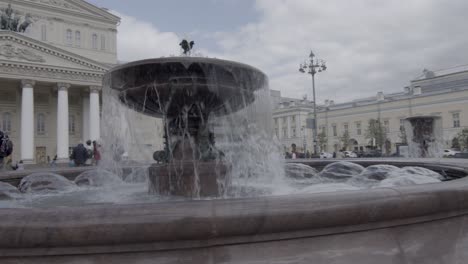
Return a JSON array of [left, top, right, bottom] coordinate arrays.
[[404, 116, 444, 158]]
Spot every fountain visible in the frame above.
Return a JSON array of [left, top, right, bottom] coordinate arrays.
[[1, 55, 468, 263], [106, 57, 268, 197], [404, 116, 444, 158]]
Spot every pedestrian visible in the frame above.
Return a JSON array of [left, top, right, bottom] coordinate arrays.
[[70, 143, 88, 166], [50, 155, 57, 167], [85, 140, 93, 166], [93, 140, 101, 166], [0, 131, 13, 171]]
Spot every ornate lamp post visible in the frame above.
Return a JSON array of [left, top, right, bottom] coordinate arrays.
[[299, 50, 326, 155]]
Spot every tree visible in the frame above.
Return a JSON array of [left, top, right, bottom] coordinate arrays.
[[365, 119, 387, 150], [452, 137, 460, 150], [318, 131, 327, 152], [457, 129, 468, 151], [340, 130, 350, 151]]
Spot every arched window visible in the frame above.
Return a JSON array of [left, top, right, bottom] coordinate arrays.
[[66, 29, 72, 45], [37, 113, 45, 135], [100, 34, 105, 50], [2, 112, 12, 134], [92, 33, 98, 49], [69, 114, 75, 135], [41, 24, 47, 41], [75, 31, 81, 47]]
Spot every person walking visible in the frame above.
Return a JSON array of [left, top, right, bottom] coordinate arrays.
[[0, 131, 13, 171], [93, 140, 101, 166], [84, 140, 93, 166]]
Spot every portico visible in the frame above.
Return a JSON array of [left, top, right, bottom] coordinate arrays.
[[0, 30, 108, 164]]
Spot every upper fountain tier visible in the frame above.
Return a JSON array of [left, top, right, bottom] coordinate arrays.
[[106, 57, 268, 118]]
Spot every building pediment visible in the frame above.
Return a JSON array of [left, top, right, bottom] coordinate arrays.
[[0, 30, 109, 72], [0, 31, 108, 85]]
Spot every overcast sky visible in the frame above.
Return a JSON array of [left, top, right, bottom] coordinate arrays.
[[88, 0, 468, 103]]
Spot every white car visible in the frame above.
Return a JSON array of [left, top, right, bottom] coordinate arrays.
[[443, 149, 460, 157], [320, 152, 333, 159], [344, 151, 357, 158]]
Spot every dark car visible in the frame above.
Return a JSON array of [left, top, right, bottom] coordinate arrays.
[[453, 152, 468, 159]]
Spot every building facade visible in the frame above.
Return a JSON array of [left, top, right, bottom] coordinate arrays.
[[0, 0, 164, 164], [273, 68, 468, 154]]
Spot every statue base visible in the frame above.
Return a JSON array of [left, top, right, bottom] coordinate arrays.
[[148, 161, 228, 198]]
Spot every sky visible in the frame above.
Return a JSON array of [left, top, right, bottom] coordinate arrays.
[[88, 0, 468, 103]]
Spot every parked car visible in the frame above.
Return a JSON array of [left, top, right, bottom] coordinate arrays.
[[444, 149, 460, 157], [343, 151, 357, 158], [320, 152, 333, 159], [453, 152, 468, 159]]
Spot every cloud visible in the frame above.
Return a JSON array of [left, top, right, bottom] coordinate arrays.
[[112, 1, 468, 103], [207, 0, 468, 102], [111, 11, 180, 62]]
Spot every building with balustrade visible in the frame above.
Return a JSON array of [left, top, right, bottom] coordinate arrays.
[[273, 67, 468, 154]]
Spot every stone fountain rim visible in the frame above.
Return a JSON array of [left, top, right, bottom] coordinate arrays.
[[109, 56, 267, 76], [0, 159, 467, 257]]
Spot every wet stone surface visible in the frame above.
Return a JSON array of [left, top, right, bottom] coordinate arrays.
[[285, 163, 318, 179], [74, 170, 123, 187], [18, 173, 76, 193], [0, 181, 20, 200], [318, 161, 365, 181]]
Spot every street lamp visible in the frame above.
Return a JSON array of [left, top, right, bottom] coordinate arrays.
[[299, 50, 326, 155]]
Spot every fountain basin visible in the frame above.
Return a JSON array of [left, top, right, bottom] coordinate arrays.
[[0, 160, 468, 263]]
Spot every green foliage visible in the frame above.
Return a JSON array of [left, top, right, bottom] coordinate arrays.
[[452, 137, 460, 150], [340, 130, 350, 150], [318, 131, 327, 151], [457, 129, 468, 150], [365, 119, 387, 150]]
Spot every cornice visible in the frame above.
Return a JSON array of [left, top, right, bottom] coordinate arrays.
[[0, 62, 103, 84], [6, 0, 119, 25]]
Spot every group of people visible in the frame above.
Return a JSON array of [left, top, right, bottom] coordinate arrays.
[[0, 130, 24, 171], [70, 140, 101, 167]]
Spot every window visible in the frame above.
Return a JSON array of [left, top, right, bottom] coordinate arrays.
[[92, 33, 98, 49], [75, 31, 81, 47], [282, 128, 287, 138], [344, 124, 349, 133], [275, 128, 279, 138], [292, 128, 296, 138], [274, 118, 278, 126], [69, 114, 75, 135], [66, 29, 72, 45], [41, 24, 47, 41], [37, 113, 45, 135], [332, 125, 337, 137], [453, 113, 460, 128], [384, 120, 390, 133], [100, 34, 105, 50], [282, 117, 286, 125], [321, 126, 326, 135], [291, 115, 295, 123], [356, 122, 361, 135], [2, 112, 11, 134]]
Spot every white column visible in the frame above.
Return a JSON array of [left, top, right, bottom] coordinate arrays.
[[89, 86, 100, 141], [56, 83, 71, 161], [82, 95, 90, 143], [20, 80, 35, 163]]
